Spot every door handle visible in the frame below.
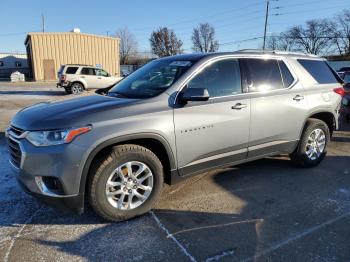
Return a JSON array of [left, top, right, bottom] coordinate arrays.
[[81, 76, 85, 78], [231, 103, 247, 110], [293, 95, 304, 101], [97, 77, 102, 79]]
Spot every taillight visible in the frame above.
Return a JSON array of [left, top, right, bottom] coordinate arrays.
[[334, 87, 345, 97], [60, 75, 66, 81]]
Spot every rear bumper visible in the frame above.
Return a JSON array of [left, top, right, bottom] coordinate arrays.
[[56, 82, 70, 88]]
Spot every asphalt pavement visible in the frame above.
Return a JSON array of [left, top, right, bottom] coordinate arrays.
[[1, 124, 350, 261]]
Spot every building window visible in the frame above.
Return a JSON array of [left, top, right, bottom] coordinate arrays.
[[0, 61, 4, 67], [15, 61, 22, 67]]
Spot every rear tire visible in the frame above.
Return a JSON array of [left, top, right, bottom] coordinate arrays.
[[88, 144, 164, 222], [71, 82, 84, 95], [290, 118, 330, 168]]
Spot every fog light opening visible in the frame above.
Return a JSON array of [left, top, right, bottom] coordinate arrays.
[[35, 176, 64, 196]]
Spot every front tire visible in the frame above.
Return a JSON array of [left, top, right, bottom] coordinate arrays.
[[290, 118, 330, 168], [88, 144, 164, 222]]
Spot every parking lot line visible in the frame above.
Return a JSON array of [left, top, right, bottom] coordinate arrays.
[[150, 211, 197, 262], [204, 250, 235, 262], [3, 207, 43, 262], [243, 211, 350, 261], [167, 218, 263, 238]]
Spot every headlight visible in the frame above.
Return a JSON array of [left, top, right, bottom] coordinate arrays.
[[26, 126, 91, 146]]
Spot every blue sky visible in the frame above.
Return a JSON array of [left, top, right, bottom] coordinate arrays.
[[0, 0, 349, 54]]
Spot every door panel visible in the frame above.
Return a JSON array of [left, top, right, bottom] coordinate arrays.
[[240, 58, 309, 157], [174, 58, 251, 176], [248, 85, 308, 157], [174, 97, 250, 175], [80, 67, 98, 88]]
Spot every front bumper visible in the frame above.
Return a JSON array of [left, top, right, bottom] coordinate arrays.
[[5, 128, 88, 213], [17, 177, 84, 214]]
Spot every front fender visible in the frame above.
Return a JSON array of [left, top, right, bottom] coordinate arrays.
[[77, 132, 176, 196]]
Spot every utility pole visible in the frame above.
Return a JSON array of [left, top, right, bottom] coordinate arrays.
[[42, 14, 45, 32], [263, 0, 269, 50]]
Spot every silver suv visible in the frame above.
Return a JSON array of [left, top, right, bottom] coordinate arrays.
[[6, 50, 344, 221], [57, 64, 121, 94]]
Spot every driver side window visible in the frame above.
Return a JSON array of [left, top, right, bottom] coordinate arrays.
[[187, 59, 242, 98]]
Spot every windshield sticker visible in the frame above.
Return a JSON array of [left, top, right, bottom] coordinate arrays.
[[169, 61, 192, 67]]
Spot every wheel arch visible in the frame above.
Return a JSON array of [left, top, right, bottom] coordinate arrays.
[[71, 81, 86, 89], [301, 110, 337, 138], [79, 133, 176, 197]]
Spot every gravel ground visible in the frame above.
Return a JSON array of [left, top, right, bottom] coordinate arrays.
[[1, 125, 350, 261]]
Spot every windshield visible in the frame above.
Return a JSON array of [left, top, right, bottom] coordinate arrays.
[[108, 59, 193, 98]]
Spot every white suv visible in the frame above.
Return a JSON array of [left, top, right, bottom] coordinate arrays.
[[57, 64, 122, 94]]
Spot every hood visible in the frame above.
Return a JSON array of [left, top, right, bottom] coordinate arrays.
[[11, 95, 139, 130]]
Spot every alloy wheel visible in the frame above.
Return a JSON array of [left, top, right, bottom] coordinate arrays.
[[305, 128, 326, 161], [71, 84, 83, 94], [105, 161, 154, 210]]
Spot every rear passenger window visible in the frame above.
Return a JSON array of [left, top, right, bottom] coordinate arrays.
[[81, 67, 96, 75], [278, 61, 295, 87], [241, 59, 284, 92], [187, 59, 242, 98], [297, 59, 339, 84], [65, 67, 78, 74]]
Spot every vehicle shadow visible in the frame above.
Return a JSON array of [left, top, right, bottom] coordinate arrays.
[[19, 154, 349, 261], [1, 126, 350, 261]]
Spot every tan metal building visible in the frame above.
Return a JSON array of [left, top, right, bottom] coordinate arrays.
[[25, 32, 120, 81]]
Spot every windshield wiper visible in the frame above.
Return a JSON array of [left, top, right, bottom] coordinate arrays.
[[108, 91, 131, 98]]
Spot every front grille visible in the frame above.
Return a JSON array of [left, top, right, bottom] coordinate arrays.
[[7, 137, 22, 168], [7, 125, 24, 168], [9, 126, 24, 137]]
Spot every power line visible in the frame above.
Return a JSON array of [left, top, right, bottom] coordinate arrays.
[[0, 32, 31, 37], [276, 0, 346, 9], [219, 36, 264, 46], [272, 4, 350, 16], [127, 0, 266, 32]]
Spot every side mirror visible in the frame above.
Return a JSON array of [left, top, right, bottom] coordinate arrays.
[[181, 88, 210, 102]]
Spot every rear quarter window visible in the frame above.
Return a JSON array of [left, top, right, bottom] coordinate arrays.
[[65, 66, 79, 74], [297, 59, 340, 84], [278, 61, 295, 87]]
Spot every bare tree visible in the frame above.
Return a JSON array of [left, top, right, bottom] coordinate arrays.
[[192, 23, 219, 52], [287, 19, 334, 55], [115, 27, 138, 65], [266, 32, 295, 51], [149, 27, 183, 57], [332, 9, 350, 55], [266, 35, 279, 50]]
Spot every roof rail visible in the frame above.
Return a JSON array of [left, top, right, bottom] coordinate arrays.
[[236, 49, 318, 57], [64, 64, 93, 66]]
